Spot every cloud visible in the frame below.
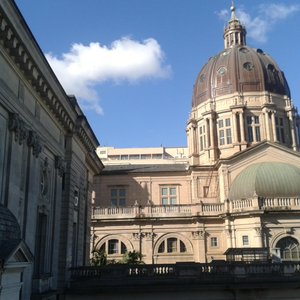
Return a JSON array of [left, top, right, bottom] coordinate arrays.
[[46, 37, 171, 114], [217, 3, 300, 43]]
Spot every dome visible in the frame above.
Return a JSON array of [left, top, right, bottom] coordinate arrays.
[[229, 162, 300, 200], [0, 204, 21, 241], [192, 4, 290, 108]]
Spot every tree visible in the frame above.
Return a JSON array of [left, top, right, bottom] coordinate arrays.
[[90, 249, 107, 266], [121, 251, 144, 264]]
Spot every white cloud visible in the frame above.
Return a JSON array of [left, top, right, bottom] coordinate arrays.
[[217, 3, 300, 43], [46, 37, 171, 114]]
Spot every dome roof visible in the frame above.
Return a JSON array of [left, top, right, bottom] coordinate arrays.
[[0, 204, 21, 241], [229, 162, 300, 200], [192, 4, 290, 108]]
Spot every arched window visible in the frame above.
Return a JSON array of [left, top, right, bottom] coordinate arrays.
[[276, 237, 300, 261], [157, 238, 187, 254], [99, 239, 127, 255]]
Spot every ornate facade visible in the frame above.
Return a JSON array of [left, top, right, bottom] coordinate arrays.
[[92, 4, 300, 266], [0, 1, 103, 299]]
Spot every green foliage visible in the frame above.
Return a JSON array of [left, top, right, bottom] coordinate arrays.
[[90, 249, 107, 266], [121, 251, 144, 264]]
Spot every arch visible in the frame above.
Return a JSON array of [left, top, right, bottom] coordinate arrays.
[[275, 236, 300, 261], [94, 234, 133, 254], [154, 233, 193, 255]]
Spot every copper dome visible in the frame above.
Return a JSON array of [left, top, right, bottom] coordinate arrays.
[[192, 5, 290, 108]]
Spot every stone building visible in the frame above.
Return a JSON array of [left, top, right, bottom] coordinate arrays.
[[0, 1, 103, 299], [92, 4, 300, 265]]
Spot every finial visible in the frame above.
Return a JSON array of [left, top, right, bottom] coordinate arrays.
[[230, 0, 237, 20]]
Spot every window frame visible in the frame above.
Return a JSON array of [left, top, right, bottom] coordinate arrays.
[[210, 237, 218, 248], [160, 185, 178, 205], [110, 187, 127, 207], [218, 118, 232, 146]]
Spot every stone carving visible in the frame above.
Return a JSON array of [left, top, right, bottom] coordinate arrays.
[[27, 130, 42, 157], [192, 230, 205, 239], [55, 155, 66, 177], [8, 112, 28, 145], [132, 232, 143, 240]]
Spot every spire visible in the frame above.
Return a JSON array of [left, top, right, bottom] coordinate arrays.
[[230, 1, 237, 20], [223, 1, 246, 49]]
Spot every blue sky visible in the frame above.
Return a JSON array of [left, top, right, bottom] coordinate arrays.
[[15, 0, 300, 148]]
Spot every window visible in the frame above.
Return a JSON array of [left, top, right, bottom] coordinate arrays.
[[199, 125, 206, 151], [101, 239, 127, 255], [275, 116, 285, 143], [246, 115, 261, 143], [218, 118, 232, 146], [110, 188, 126, 207], [210, 237, 218, 248], [158, 238, 187, 254], [160, 186, 177, 205], [276, 237, 300, 261], [242, 235, 249, 246], [203, 186, 209, 198]]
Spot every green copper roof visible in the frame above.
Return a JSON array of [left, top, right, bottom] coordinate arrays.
[[229, 162, 300, 200]]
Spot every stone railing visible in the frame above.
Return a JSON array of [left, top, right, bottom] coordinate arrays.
[[92, 203, 225, 220], [92, 197, 300, 220], [69, 262, 300, 290]]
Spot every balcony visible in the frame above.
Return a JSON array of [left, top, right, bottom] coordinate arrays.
[[92, 197, 300, 220], [68, 262, 300, 293]]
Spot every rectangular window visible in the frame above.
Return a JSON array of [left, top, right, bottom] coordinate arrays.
[[210, 237, 218, 248], [108, 240, 118, 254], [199, 125, 206, 151], [242, 235, 249, 246], [219, 129, 225, 145], [247, 115, 261, 143], [218, 118, 231, 146], [160, 186, 177, 205], [203, 186, 209, 197], [110, 187, 127, 207], [275, 116, 285, 143]]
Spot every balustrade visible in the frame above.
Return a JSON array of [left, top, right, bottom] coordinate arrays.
[[92, 197, 300, 220]]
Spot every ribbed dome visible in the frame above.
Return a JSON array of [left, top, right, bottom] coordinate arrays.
[[192, 3, 290, 108], [0, 204, 21, 241], [229, 162, 300, 200], [192, 46, 290, 107]]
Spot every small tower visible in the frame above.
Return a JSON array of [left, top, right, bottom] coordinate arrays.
[[223, 1, 246, 48]]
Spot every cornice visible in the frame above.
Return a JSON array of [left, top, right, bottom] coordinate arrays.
[[0, 3, 100, 155]]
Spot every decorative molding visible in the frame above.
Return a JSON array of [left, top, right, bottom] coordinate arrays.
[[8, 112, 42, 157], [27, 130, 42, 157], [8, 112, 28, 145], [55, 155, 66, 177], [132, 232, 143, 240], [0, 8, 98, 154], [144, 232, 156, 241], [254, 227, 262, 236], [192, 230, 205, 240]]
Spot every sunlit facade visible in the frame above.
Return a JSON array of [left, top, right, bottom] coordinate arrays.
[[92, 4, 300, 265]]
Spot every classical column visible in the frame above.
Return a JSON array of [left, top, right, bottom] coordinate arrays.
[[232, 111, 238, 144], [264, 109, 271, 141], [288, 111, 297, 151], [271, 111, 278, 142], [205, 118, 210, 149], [239, 111, 246, 143]]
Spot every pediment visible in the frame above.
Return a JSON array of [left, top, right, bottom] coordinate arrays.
[[3, 240, 33, 267], [219, 142, 300, 184]]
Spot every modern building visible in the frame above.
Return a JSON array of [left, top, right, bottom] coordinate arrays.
[[92, 4, 300, 267], [0, 1, 103, 299], [97, 146, 188, 165]]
